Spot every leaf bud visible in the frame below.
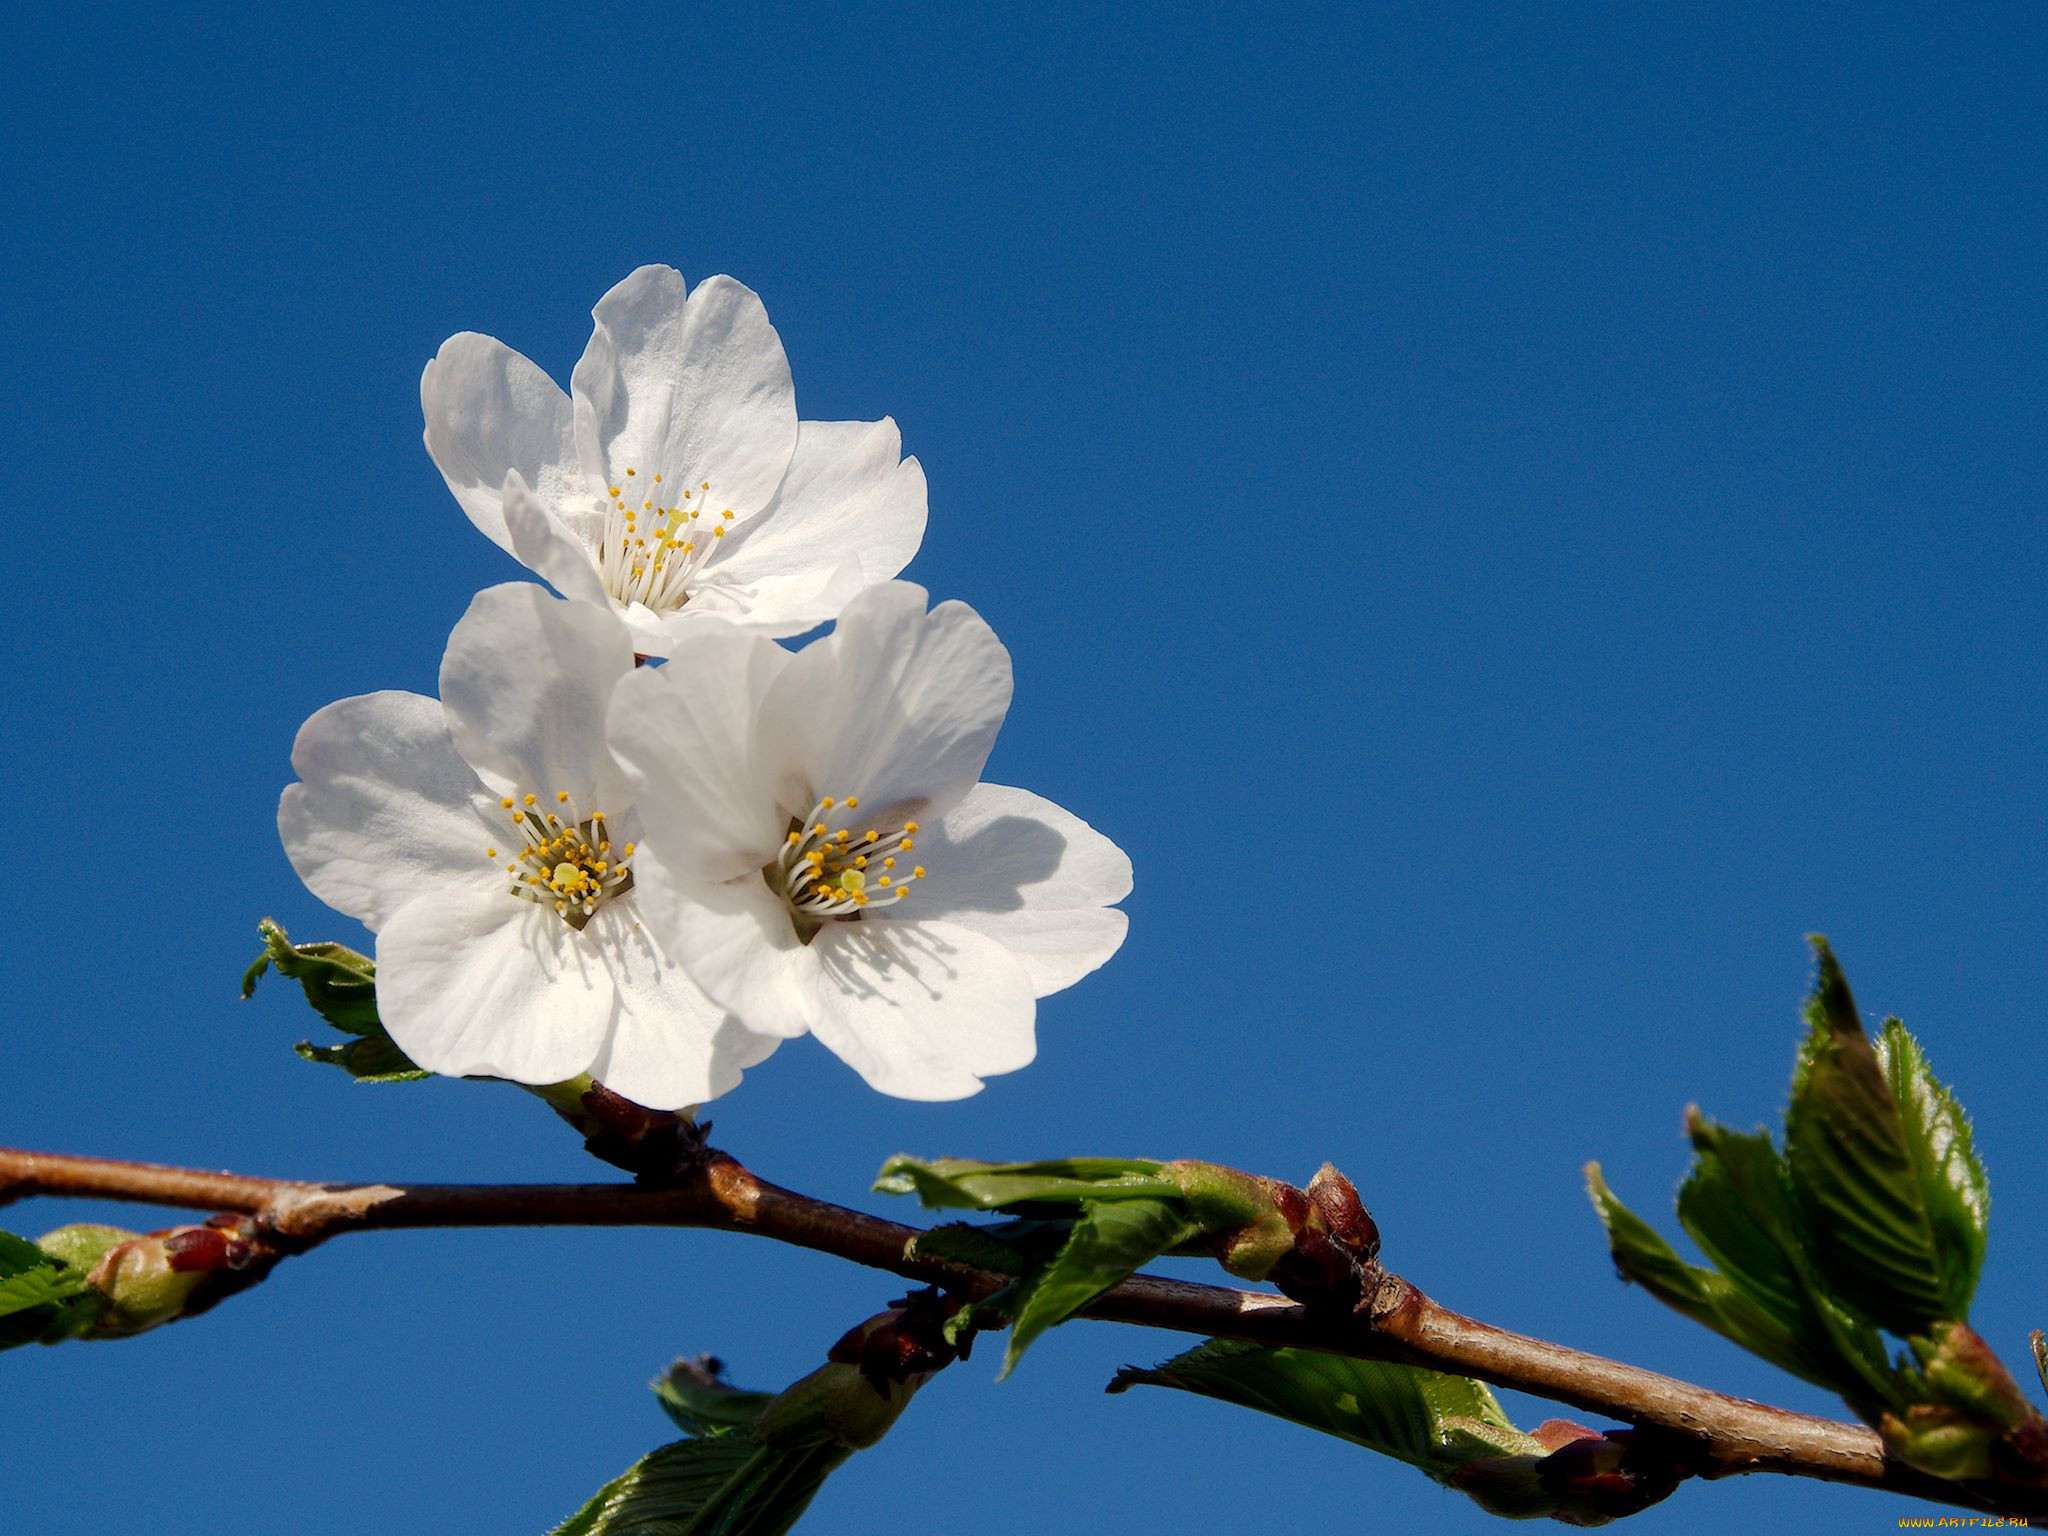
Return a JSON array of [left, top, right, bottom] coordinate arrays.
[[758, 1291, 963, 1450]]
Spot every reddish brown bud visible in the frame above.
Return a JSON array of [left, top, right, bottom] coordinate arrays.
[[1305, 1163, 1379, 1260], [161, 1228, 232, 1273]]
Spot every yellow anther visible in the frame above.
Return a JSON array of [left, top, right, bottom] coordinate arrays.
[[883, 857, 896, 869], [625, 467, 636, 476], [486, 847, 497, 858], [900, 838, 915, 851], [845, 796, 859, 808], [854, 855, 868, 868], [523, 793, 537, 807], [821, 797, 835, 809], [913, 866, 926, 879], [813, 824, 827, 836], [556, 790, 570, 803], [713, 526, 725, 537], [904, 821, 920, 834], [722, 509, 734, 520], [787, 831, 801, 844], [683, 489, 692, 499], [863, 828, 878, 842], [654, 474, 662, 482], [878, 875, 892, 887], [609, 486, 620, 496], [700, 480, 709, 489], [501, 796, 515, 809], [623, 842, 636, 856]]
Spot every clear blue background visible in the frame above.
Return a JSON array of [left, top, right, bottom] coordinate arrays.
[[4, 4, 2043, 1530]]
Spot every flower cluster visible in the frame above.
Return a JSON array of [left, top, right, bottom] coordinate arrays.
[[281, 267, 1130, 1108]]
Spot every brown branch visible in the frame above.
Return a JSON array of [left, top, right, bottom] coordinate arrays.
[[0, 1144, 2030, 1518]]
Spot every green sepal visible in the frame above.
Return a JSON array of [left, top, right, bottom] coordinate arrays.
[[244, 918, 428, 1082]]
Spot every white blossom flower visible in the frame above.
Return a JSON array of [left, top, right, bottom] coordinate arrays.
[[608, 582, 1133, 1100], [421, 265, 926, 655], [278, 583, 778, 1108]]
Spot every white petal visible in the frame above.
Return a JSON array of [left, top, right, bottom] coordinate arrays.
[[628, 848, 814, 1041], [801, 919, 1036, 1100], [439, 583, 636, 810], [653, 562, 868, 643], [580, 896, 778, 1109], [503, 472, 611, 610], [377, 886, 613, 1084], [759, 582, 1012, 823], [279, 691, 499, 930], [876, 783, 1132, 996], [713, 418, 927, 608], [570, 269, 797, 524], [609, 632, 792, 884], [421, 332, 582, 553]]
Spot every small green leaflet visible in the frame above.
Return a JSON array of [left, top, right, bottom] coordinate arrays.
[[873, 1156, 1179, 1211], [1784, 944, 1950, 1334], [547, 1438, 848, 1536], [243, 917, 428, 1082], [877, 1158, 1218, 1376], [1001, 1197, 1201, 1378], [548, 1358, 884, 1536], [1110, 1339, 1536, 1475], [1587, 939, 1996, 1436], [0, 1229, 106, 1350], [653, 1360, 779, 1439]]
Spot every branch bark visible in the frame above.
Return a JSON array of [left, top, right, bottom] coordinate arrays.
[[0, 1143, 2030, 1518]]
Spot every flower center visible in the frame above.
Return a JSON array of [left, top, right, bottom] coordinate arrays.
[[593, 467, 737, 614], [766, 794, 928, 943], [486, 791, 635, 930]]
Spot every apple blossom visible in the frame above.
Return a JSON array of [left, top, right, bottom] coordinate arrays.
[[609, 582, 1132, 1100], [421, 265, 926, 654], [278, 583, 776, 1108]]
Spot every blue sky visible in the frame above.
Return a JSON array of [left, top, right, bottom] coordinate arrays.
[[3, 3, 2043, 1530]]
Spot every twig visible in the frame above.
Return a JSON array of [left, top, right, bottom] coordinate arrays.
[[0, 1144, 2030, 1518]]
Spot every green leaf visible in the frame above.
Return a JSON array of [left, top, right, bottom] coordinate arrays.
[[1876, 1017, 1989, 1317], [0, 1230, 61, 1278], [1109, 1338, 1534, 1476], [547, 1436, 849, 1536], [0, 1230, 106, 1350], [1587, 1163, 1832, 1385], [1783, 940, 1957, 1334], [0, 1266, 90, 1321], [292, 1034, 430, 1083], [1002, 1197, 1200, 1378], [874, 1156, 1176, 1212], [653, 1359, 778, 1440], [245, 918, 427, 1082], [1670, 1118, 1898, 1408]]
